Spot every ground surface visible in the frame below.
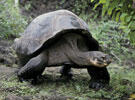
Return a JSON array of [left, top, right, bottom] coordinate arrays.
[[0, 38, 135, 100]]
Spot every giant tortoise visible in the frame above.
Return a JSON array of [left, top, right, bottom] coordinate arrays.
[[13, 10, 111, 89]]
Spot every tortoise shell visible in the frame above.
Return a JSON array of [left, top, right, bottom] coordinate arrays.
[[13, 10, 98, 57]]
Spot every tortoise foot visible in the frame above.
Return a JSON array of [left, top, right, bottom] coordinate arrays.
[[18, 76, 24, 83], [17, 73, 44, 84], [17, 73, 26, 83], [17, 75, 31, 83], [31, 75, 44, 85], [89, 80, 109, 90]]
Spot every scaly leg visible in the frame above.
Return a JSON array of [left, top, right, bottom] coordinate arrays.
[[87, 66, 110, 89], [17, 51, 48, 84]]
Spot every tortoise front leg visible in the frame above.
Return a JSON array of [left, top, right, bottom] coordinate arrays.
[[17, 51, 48, 84], [87, 66, 110, 89]]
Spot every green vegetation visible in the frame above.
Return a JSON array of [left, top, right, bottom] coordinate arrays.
[[92, 0, 135, 45], [0, 0, 27, 38], [0, 75, 39, 99]]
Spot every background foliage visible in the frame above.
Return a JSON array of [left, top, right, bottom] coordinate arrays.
[[92, 0, 135, 45], [0, 0, 27, 38]]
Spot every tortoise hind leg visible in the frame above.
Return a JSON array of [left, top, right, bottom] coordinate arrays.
[[87, 66, 110, 89], [17, 52, 48, 84], [60, 65, 73, 79]]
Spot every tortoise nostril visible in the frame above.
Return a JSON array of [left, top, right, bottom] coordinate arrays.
[[106, 58, 112, 64]]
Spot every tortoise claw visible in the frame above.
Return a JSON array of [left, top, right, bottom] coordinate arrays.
[[18, 75, 24, 83], [31, 75, 44, 85], [89, 80, 109, 90]]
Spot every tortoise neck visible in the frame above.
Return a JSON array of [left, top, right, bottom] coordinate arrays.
[[64, 36, 92, 66]]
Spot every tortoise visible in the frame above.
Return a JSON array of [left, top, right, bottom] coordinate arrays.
[[13, 10, 111, 89]]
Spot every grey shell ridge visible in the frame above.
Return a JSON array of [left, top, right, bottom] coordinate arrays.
[[13, 10, 92, 57]]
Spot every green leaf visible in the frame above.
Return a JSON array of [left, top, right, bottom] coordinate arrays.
[[129, 31, 135, 44], [112, 10, 116, 20], [116, 12, 121, 22], [128, 21, 135, 30], [120, 13, 128, 23], [133, 16, 135, 20], [93, 2, 101, 10], [119, 25, 126, 29], [102, 4, 108, 16], [118, 3, 123, 7], [125, 16, 132, 23], [91, 0, 94, 2], [115, 8, 121, 11], [99, 0, 106, 3], [107, 7, 114, 16], [131, 11, 135, 15]]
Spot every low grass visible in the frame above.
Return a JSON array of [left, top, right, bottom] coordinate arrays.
[[0, 64, 135, 100]]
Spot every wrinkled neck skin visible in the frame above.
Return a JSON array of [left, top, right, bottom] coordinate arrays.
[[63, 33, 110, 67], [64, 34, 94, 66], [72, 51, 92, 66]]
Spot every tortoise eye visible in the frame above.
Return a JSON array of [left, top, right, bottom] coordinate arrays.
[[101, 56, 106, 60]]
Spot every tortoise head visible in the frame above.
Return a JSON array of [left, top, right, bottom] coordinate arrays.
[[88, 51, 111, 67]]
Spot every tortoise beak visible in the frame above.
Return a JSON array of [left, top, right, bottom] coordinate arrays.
[[89, 55, 112, 67], [89, 59, 106, 68]]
